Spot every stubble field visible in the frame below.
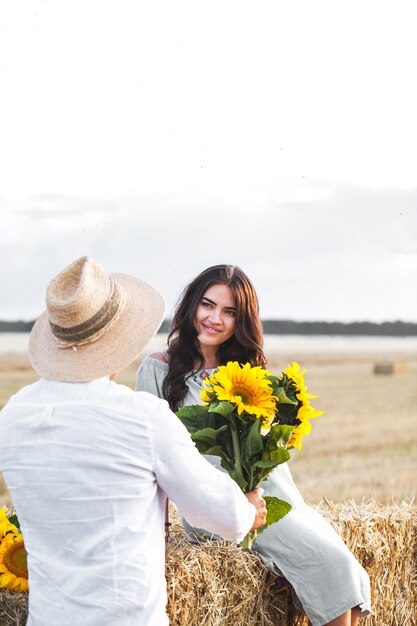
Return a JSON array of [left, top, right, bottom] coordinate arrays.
[[1, 338, 416, 507]]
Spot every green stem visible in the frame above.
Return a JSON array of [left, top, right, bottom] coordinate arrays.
[[229, 412, 243, 477], [247, 469, 256, 492], [240, 530, 257, 550]]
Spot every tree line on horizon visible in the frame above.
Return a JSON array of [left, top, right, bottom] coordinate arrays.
[[1, 319, 416, 336]]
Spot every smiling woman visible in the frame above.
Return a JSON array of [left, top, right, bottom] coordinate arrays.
[[194, 284, 237, 367], [143, 265, 266, 413], [136, 264, 371, 626]]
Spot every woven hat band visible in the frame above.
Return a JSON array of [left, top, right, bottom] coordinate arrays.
[[49, 278, 122, 344]]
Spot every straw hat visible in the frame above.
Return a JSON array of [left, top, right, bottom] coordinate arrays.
[[29, 256, 165, 382]]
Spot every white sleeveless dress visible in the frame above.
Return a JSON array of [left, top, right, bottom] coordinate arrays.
[[136, 356, 371, 626]]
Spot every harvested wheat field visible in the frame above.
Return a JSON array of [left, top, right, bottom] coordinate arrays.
[[0, 335, 416, 624], [3, 335, 416, 506]]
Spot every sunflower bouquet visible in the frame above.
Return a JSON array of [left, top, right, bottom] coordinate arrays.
[[0, 508, 28, 592], [176, 361, 323, 549]]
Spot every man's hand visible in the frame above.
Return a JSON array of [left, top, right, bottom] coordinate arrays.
[[245, 488, 267, 531]]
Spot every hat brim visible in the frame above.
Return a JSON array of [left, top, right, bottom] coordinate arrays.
[[28, 273, 165, 382]]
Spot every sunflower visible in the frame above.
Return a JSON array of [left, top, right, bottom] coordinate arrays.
[[284, 362, 316, 404], [200, 361, 277, 428], [288, 418, 312, 450], [0, 509, 18, 540], [0, 532, 28, 592], [284, 362, 323, 449]]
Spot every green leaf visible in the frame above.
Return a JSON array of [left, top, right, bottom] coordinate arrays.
[[266, 424, 294, 452], [253, 459, 281, 469], [193, 440, 214, 455], [7, 514, 20, 530], [204, 445, 225, 457], [265, 374, 280, 392], [228, 467, 248, 491], [220, 457, 235, 474], [208, 401, 235, 417], [176, 405, 213, 433], [241, 420, 263, 469], [176, 404, 210, 418], [191, 425, 228, 446], [233, 413, 254, 426], [265, 447, 291, 465], [275, 387, 298, 405], [256, 496, 292, 536]]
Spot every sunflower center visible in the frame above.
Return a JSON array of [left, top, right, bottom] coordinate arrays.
[[3, 543, 28, 579], [231, 384, 256, 405]]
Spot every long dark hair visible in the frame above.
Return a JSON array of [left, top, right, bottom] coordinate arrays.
[[163, 264, 266, 411]]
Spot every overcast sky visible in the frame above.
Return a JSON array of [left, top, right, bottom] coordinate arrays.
[[1, 1, 416, 322]]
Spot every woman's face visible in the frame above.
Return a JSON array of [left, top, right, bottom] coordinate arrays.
[[194, 283, 236, 349]]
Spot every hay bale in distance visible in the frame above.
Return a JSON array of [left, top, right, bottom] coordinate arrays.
[[373, 362, 395, 375]]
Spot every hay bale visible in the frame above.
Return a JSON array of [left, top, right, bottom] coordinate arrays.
[[373, 362, 395, 375], [0, 589, 28, 626], [166, 531, 296, 626], [372, 361, 408, 375], [315, 499, 417, 626], [1, 500, 416, 625]]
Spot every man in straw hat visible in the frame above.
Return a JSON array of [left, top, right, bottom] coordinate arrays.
[[0, 256, 267, 626]]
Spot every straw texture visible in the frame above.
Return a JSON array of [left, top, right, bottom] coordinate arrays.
[[1, 499, 415, 625]]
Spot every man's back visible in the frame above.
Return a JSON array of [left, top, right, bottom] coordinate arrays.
[[0, 378, 171, 626], [1, 376, 259, 625]]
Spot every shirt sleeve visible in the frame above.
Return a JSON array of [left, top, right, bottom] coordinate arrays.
[[135, 356, 167, 398], [147, 397, 256, 543]]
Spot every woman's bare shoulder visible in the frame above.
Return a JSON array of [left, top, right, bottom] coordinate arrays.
[[148, 351, 169, 363]]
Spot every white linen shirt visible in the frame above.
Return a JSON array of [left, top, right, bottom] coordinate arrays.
[[0, 377, 255, 626]]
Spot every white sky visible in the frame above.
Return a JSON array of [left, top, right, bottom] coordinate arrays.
[[1, 1, 417, 322]]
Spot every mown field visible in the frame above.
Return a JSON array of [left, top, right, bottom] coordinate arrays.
[[1, 340, 416, 507]]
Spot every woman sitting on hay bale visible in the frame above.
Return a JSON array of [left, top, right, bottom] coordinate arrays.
[[136, 264, 372, 626]]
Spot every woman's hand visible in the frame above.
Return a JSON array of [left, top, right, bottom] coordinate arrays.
[[245, 488, 267, 531]]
